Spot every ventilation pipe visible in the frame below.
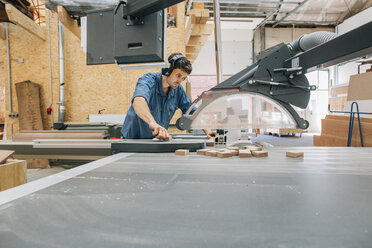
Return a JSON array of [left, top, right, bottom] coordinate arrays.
[[58, 20, 66, 123], [289, 31, 337, 55]]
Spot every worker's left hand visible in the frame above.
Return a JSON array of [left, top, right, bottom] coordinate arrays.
[[203, 129, 217, 139]]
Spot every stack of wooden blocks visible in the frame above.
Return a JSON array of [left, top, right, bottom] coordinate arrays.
[[185, 3, 213, 64], [175, 146, 269, 158]]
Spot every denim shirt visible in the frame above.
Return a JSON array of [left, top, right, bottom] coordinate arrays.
[[121, 72, 192, 139]]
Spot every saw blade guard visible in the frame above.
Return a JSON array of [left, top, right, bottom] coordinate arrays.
[[182, 92, 297, 130]]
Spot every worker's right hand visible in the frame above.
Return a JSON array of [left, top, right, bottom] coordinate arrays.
[[149, 121, 169, 140]]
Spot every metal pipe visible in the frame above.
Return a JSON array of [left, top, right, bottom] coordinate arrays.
[[58, 20, 66, 123], [127, 72, 130, 112], [5, 23, 12, 114], [47, 10, 54, 126], [213, 0, 223, 84]]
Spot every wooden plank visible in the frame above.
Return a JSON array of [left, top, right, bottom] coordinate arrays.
[[200, 9, 210, 24], [0, 159, 26, 192], [328, 96, 347, 111], [325, 115, 372, 123], [193, 9, 202, 23], [186, 23, 213, 44], [0, 150, 15, 164], [57, 6, 81, 40], [5, 4, 46, 40], [20, 130, 107, 133], [190, 24, 213, 36], [313, 134, 372, 147], [193, 3, 205, 9], [321, 119, 372, 142], [185, 53, 198, 61], [188, 35, 208, 46], [12, 132, 107, 142], [15, 81, 44, 131], [330, 85, 348, 97], [0, 23, 5, 40], [186, 45, 203, 54], [347, 71, 372, 101]]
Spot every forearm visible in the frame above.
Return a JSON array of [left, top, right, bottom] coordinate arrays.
[[133, 97, 156, 125]]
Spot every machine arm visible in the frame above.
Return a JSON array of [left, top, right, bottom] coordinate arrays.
[[177, 21, 372, 131]]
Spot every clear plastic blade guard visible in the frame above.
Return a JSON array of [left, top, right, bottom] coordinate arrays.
[[180, 91, 297, 130]]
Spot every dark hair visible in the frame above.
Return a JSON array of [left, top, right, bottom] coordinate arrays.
[[169, 53, 192, 75]]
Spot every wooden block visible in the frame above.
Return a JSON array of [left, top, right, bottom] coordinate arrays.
[[217, 151, 233, 158], [175, 149, 189, 156], [26, 159, 50, 169], [193, 2, 205, 9], [206, 141, 215, 147], [5, 4, 47, 40], [243, 146, 262, 151], [286, 151, 304, 158], [239, 150, 252, 158], [196, 149, 209, 155], [252, 151, 268, 158], [205, 150, 217, 157], [0, 159, 26, 192], [229, 150, 239, 156], [217, 148, 227, 152], [199, 9, 210, 24], [227, 147, 239, 151], [0, 150, 15, 164], [58, 6, 81, 39]]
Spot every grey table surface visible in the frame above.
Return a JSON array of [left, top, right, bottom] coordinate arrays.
[[1, 147, 372, 248]]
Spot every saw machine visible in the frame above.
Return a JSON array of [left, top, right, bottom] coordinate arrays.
[[177, 21, 372, 131]]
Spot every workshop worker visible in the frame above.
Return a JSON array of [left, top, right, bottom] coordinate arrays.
[[121, 53, 216, 139]]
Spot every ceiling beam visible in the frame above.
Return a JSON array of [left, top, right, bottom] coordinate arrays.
[[272, 0, 283, 21], [272, 0, 310, 27], [5, 4, 46, 40], [57, 6, 81, 40]]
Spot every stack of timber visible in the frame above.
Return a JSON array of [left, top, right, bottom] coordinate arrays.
[[185, 3, 213, 64], [316, 71, 372, 147], [314, 115, 372, 147], [12, 130, 108, 142]]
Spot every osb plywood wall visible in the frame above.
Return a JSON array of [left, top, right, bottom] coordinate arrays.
[[0, 2, 186, 139]]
